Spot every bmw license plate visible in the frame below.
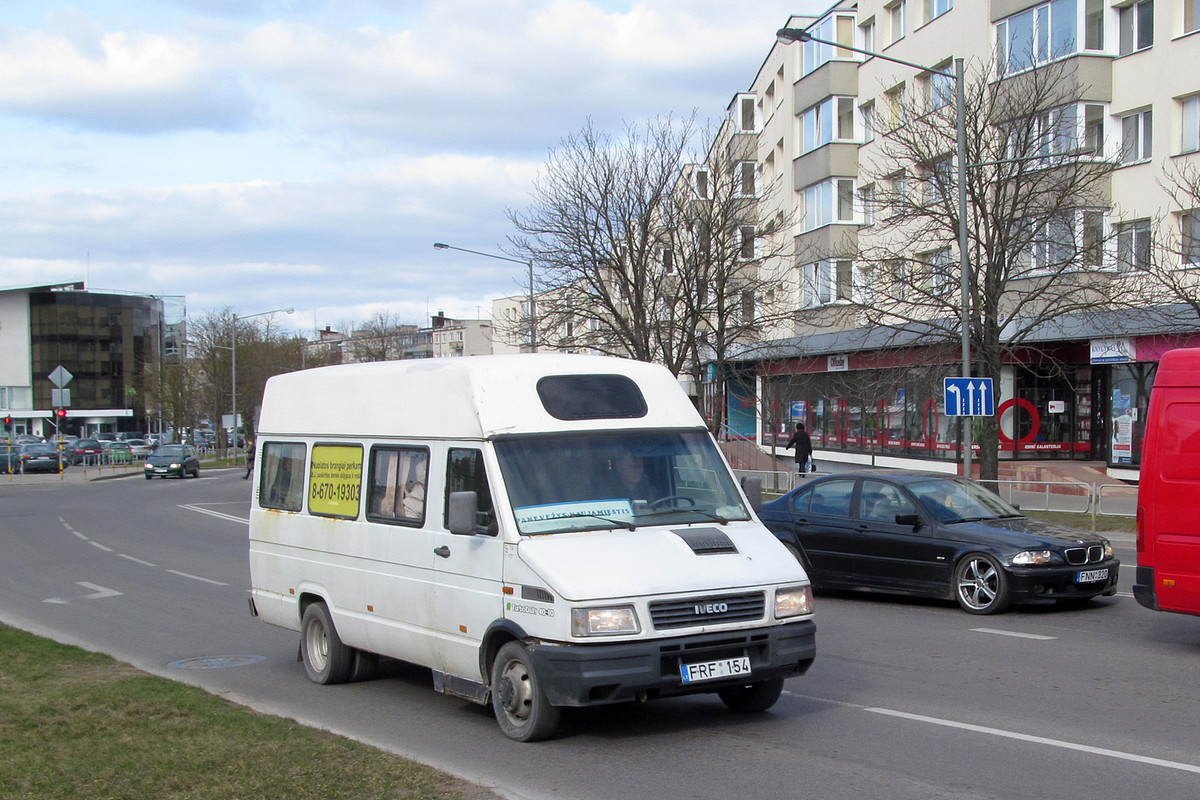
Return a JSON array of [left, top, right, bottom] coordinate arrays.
[[680, 656, 751, 684], [1076, 568, 1109, 583]]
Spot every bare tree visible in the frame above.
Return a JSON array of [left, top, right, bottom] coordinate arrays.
[[848, 57, 1119, 481], [1133, 160, 1200, 328], [346, 311, 421, 362], [508, 115, 791, 433], [186, 308, 305, 444], [508, 116, 698, 372]]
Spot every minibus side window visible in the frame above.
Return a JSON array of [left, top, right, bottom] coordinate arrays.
[[260, 442, 306, 512], [445, 448, 497, 535], [367, 446, 430, 525]]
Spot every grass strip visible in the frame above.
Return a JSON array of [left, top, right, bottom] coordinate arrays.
[[0, 624, 498, 800]]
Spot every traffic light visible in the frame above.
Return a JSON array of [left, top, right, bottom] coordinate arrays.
[[3, 416, 10, 432], [55, 409, 67, 427]]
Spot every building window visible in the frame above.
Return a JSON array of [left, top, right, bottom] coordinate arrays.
[[802, 13, 856, 75], [1085, 0, 1105, 49], [736, 161, 757, 197], [861, 101, 876, 143], [859, 184, 876, 226], [661, 248, 675, 274], [1119, 0, 1154, 55], [739, 225, 756, 260], [802, 178, 858, 231], [693, 167, 710, 199], [1120, 109, 1153, 163], [802, 260, 855, 307], [1083, 211, 1105, 267], [1182, 211, 1200, 265], [1116, 218, 1152, 271], [888, 1, 906, 44], [859, 17, 875, 54], [920, 248, 956, 295], [1182, 95, 1200, 154], [802, 97, 858, 153], [1188, 0, 1200, 34], [924, 0, 952, 24], [1083, 103, 1105, 154], [926, 63, 954, 111], [995, 0, 1078, 73], [735, 95, 757, 133]]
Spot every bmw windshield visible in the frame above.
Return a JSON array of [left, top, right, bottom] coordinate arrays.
[[494, 430, 752, 534]]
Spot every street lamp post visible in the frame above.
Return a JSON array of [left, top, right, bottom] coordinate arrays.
[[231, 307, 294, 463], [776, 28, 974, 477], [434, 242, 537, 352]]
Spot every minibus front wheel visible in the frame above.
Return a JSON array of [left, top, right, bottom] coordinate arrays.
[[490, 641, 561, 742], [301, 602, 353, 684]]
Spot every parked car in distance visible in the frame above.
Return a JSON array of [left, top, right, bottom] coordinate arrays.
[[16, 433, 43, 445], [106, 441, 134, 464], [125, 439, 152, 458], [759, 471, 1120, 615], [67, 438, 105, 465], [144, 445, 201, 479], [19, 443, 64, 473], [95, 431, 117, 442]]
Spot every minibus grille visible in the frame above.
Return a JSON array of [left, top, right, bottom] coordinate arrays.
[[649, 592, 765, 630], [1064, 545, 1105, 565]]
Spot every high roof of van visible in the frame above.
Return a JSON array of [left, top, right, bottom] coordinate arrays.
[[257, 354, 705, 440]]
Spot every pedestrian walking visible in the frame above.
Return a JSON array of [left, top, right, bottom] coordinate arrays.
[[243, 437, 255, 480], [785, 424, 814, 475]]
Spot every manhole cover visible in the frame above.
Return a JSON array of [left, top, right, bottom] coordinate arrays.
[[168, 655, 266, 670]]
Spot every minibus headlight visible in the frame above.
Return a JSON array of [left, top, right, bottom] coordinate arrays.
[[1012, 550, 1062, 566], [571, 606, 639, 637], [774, 585, 813, 619]]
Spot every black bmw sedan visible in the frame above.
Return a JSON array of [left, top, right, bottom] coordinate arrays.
[[758, 471, 1119, 615]]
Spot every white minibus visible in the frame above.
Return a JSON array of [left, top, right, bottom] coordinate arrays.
[[248, 354, 815, 741]]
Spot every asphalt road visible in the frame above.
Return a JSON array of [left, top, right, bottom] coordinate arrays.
[[2, 469, 1198, 799]]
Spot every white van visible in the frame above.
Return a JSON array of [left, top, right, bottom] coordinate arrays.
[[248, 354, 815, 740]]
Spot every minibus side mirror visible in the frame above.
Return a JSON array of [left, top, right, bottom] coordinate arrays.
[[740, 475, 763, 513], [447, 491, 480, 535]]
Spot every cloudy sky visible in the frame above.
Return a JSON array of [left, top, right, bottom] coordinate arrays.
[[0, 0, 827, 335]]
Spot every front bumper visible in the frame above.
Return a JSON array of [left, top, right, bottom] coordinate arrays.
[[525, 619, 816, 707], [1008, 559, 1120, 604]]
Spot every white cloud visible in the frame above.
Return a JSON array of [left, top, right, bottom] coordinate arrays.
[[0, 0, 828, 334]]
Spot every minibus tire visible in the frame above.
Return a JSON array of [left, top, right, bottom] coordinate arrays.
[[490, 641, 561, 742], [301, 602, 353, 684], [349, 649, 379, 682], [718, 677, 784, 712]]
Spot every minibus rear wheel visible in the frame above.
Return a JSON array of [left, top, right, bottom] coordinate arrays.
[[490, 641, 561, 742], [301, 602, 353, 684]]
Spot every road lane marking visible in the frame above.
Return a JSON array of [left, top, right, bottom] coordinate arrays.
[[786, 692, 1200, 776], [77, 582, 123, 600], [180, 504, 248, 525], [865, 706, 1200, 775], [971, 627, 1057, 640], [88, 541, 113, 552], [166, 569, 228, 586], [118, 554, 157, 567]]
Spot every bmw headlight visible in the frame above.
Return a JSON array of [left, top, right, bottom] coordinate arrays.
[[774, 585, 814, 619], [571, 606, 639, 637], [1103, 542, 1114, 559], [1012, 550, 1063, 566]]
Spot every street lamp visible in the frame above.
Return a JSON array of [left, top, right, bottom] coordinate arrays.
[[776, 28, 974, 477], [434, 242, 537, 352], [232, 307, 294, 462]]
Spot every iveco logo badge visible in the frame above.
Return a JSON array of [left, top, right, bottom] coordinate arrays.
[[694, 602, 728, 615]]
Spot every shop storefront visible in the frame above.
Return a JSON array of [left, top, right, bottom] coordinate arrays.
[[727, 330, 1200, 474]]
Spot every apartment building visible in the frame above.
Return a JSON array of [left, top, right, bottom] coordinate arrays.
[[715, 0, 1200, 477]]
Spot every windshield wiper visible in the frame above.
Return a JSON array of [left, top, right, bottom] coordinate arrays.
[[635, 507, 731, 525]]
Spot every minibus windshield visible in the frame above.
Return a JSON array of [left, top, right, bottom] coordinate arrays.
[[495, 430, 752, 535]]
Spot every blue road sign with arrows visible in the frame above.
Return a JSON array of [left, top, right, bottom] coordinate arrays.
[[943, 377, 995, 416]]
